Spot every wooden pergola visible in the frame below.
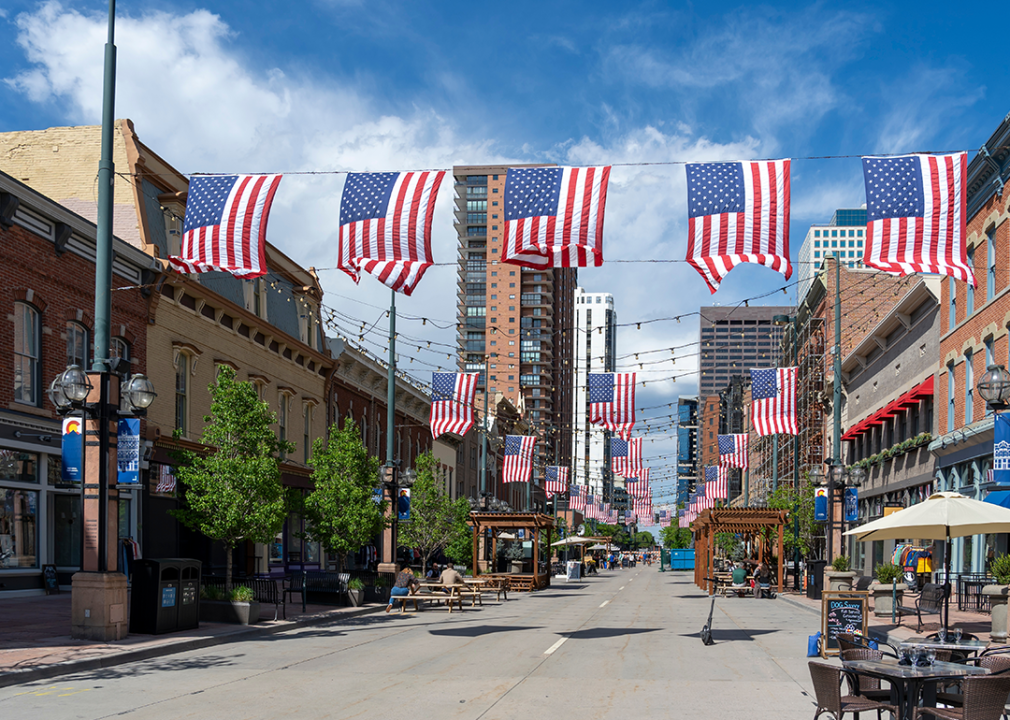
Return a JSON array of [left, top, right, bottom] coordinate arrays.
[[469, 512, 554, 591], [693, 508, 788, 595]]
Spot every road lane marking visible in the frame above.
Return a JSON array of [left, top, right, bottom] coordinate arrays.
[[620, 586, 625, 590], [600, 600, 609, 607], [544, 637, 568, 655]]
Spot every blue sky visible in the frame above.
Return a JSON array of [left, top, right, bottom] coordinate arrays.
[[1, 0, 1005, 520]]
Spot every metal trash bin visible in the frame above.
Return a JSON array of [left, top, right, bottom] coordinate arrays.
[[130, 558, 198, 634], [176, 560, 202, 631], [806, 559, 827, 600]]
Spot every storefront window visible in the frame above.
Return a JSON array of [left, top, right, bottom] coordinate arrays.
[[0, 488, 39, 567], [269, 528, 283, 565], [0, 450, 38, 483]]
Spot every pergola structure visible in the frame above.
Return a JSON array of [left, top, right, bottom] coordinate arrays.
[[692, 508, 788, 595], [469, 512, 555, 591]]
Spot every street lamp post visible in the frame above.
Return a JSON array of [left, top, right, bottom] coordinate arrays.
[[772, 313, 803, 590], [381, 464, 416, 574], [813, 463, 865, 563], [978, 364, 1010, 412]]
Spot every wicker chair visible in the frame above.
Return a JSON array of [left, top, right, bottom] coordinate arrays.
[[915, 674, 1010, 720], [935, 657, 1010, 709], [841, 648, 895, 704], [809, 661, 899, 720]]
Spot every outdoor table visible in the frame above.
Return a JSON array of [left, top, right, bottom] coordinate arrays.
[[415, 582, 465, 613], [842, 657, 989, 720], [899, 637, 989, 657]]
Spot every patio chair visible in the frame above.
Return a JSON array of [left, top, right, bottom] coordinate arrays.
[[936, 658, 1010, 709], [809, 661, 899, 720], [915, 673, 1010, 720], [840, 648, 895, 704]]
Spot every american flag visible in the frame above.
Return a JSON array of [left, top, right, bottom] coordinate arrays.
[[570, 484, 587, 512], [659, 510, 671, 528], [502, 435, 536, 484], [861, 153, 973, 285], [751, 367, 798, 436], [588, 373, 636, 440], [154, 465, 176, 494], [624, 510, 637, 525], [718, 434, 749, 469], [429, 373, 479, 438], [584, 493, 596, 519], [611, 437, 643, 478], [170, 174, 282, 277], [544, 466, 570, 497], [503, 166, 612, 269], [705, 466, 728, 500], [627, 468, 650, 497], [337, 171, 446, 295], [633, 495, 652, 517], [685, 160, 792, 294]]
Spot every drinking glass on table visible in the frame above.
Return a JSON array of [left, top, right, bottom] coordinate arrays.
[[899, 647, 913, 666], [938, 628, 948, 642], [926, 648, 937, 665], [954, 628, 964, 642]]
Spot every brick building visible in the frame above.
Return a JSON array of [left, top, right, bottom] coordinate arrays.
[[0, 170, 155, 594], [931, 114, 1010, 574]]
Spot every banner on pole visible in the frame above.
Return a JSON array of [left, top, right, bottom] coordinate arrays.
[[397, 488, 411, 521], [61, 417, 83, 485], [814, 487, 828, 522], [117, 418, 141, 484], [843, 487, 858, 523], [994, 413, 1010, 485]]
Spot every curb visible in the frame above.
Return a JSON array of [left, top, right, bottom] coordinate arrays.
[[775, 592, 821, 617], [0, 604, 386, 689]]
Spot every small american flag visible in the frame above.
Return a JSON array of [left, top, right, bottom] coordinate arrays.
[[588, 373, 636, 440], [544, 466, 570, 497], [170, 174, 282, 277], [685, 160, 792, 293], [627, 468, 650, 497], [625, 510, 637, 525], [154, 465, 176, 494], [570, 485, 587, 512], [337, 171, 446, 295], [503, 166, 612, 269], [861, 153, 973, 284], [611, 437, 643, 478], [502, 435, 536, 484], [705, 466, 728, 500], [585, 493, 595, 519], [751, 367, 798, 436], [430, 373, 479, 438], [633, 495, 652, 517], [718, 434, 749, 469]]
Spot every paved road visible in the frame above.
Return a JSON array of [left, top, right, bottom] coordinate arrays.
[[0, 568, 822, 719]]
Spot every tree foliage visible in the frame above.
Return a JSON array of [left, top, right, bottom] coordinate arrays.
[[302, 419, 386, 570], [766, 480, 819, 558], [170, 366, 292, 591], [661, 526, 692, 549], [397, 452, 470, 574], [634, 531, 655, 549]]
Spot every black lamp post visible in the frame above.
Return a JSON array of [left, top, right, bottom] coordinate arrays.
[[772, 313, 803, 590], [812, 463, 865, 563], [382, 465, 416, 566], [978, 364, 1010, 412]]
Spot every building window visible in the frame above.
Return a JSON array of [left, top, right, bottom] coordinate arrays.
[[66, 321, 88, 368], [985, 338, 995, 416], [14, 302, 40, 406], [279, 393, 290, 459], [965, 351, 974, 425], [175, 353, 188, 436], [303, 403, 313, 463], [245, 278, 268, 319], [0, 488, 39, 568], [110, 337, 130, 363], [949, 277, 956, 329], [814, 230, 820, 237], [299, 303, 318, 349], [988, 228, 997, 301], [947, 362, 955, 433], [966, 248, 975, 316]]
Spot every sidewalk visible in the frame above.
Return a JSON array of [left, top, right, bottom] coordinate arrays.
[[0, 592, 385, 688]]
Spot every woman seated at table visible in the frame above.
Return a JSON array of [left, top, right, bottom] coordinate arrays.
[[386, 561, 420, 613], [753, 562, 773, 599]]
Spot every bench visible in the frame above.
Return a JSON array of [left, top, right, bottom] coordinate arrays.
[[896, 582, 944, 631], [203, 577, 287, 621], [284, 571, 350, 606]]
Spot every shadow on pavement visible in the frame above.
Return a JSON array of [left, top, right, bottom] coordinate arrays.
[[564, 628, 660, 640], [678, 628, 779, 642], [54, 653, 240, 684], [428, 625, 543, 637]]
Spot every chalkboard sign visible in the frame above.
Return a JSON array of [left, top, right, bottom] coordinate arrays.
[[821, 591, 868, 657], [42, 564, 60, 595]]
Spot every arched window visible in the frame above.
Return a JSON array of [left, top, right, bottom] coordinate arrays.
[[14, 302, 40, 405], [175, 353, 189, 435], [66, 321, 89, 368], [110, 337, 130, 363]]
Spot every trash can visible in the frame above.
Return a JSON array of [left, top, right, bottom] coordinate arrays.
[[130, 558, 195, 634], [806, 559, 827, 600], [177, 560, 202, 631]]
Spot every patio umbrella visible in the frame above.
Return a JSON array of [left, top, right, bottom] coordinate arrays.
[[550, 537, 595, 546], [844, 491, 1010, 631], [497, 532, 517, 540]]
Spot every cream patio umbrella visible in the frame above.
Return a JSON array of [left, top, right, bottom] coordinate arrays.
[[844, 491, 1010, 631]]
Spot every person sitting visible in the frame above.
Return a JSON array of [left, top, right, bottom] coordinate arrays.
[[730, 562, 749, 597], [754, 562, 773, 599], [386, 561, 420, 613], [425, 562, 440, 580], [439, 563, 464, 590]]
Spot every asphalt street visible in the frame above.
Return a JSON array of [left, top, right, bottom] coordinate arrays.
[[0, 568, 822, 719]]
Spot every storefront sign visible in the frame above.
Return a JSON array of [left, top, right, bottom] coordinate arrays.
[[994, 413, 1010, 485], [61, 417, 84, 484], [814, 487, 828, 522], [117, 418, 140, 484], [843, 487, 859, 523]]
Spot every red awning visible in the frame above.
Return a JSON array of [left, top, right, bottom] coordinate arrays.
[[841, 375, 935, 441]]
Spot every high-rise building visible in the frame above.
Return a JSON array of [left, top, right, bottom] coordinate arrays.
[[796, 207, 868, 301], [572, 288, 617, 497], [698, 306, 790, 398], [676, 396, 699, 503], [452, 166, 577, 501]]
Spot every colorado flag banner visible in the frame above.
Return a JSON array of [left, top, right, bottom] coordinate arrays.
[[337, 171, 446, 295], [503, 166, 612, 269], [429, 372, 479, 438]]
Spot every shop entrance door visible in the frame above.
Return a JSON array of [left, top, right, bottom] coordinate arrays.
[[52, 493, 81, 568]]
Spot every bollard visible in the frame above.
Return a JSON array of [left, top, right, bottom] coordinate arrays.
[[302, 569, 307, 614]]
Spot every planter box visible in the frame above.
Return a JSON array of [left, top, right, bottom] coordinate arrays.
[[347, 589, 365, 607], [510, 562, 524, 574], [984, 585, 1010, 642], [825, 570, 857, 592], [870, 582, 908, 618], [200, 600, 261, 625]]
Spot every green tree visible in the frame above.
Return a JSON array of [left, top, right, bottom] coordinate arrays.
[[171, 366, 292, 592], [661, 526, 692, 549], [444, 514, 473, 570], [302, 420, 386, 571], [397, 452, 471, 574], [715, 532, 744, 560], [634, 531, 655, 549], [593, 523, 629, 548], [767, 480, 818, 558]]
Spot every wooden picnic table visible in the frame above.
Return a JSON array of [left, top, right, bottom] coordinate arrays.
[[414, 582, 466, 613]]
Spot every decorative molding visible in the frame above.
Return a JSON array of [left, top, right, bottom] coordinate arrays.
[[172, 341, 203, 375]]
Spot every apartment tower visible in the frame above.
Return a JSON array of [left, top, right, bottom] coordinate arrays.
[[796, 207, 869, 301]]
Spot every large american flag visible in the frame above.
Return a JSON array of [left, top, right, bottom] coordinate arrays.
[[588, 373, 636, 440], [170, 174, 282, 277], [544, 466, 570, 497], [718, 434, 749, 469], [503, 166, 612, 268], [659, 510, 671, 528], [429, 373, 479, 438], [570, 484, 587, 512], [502, 435, 536, 484], [705, 466, 728, 500], [633, 494, 652, 517], [751, 367, 798, 436], [861, 153, 973, 284], [337, 171, 446, 295], [685, 160, 792, 294], [627, 468, 651, 497], [611, 437, 643, 478]]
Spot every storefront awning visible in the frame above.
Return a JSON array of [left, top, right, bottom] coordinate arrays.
[[984, 491, 1010, 509], [841, 376, 935, 441]]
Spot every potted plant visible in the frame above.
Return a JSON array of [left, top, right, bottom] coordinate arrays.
[[984, 554, 1010, 642], [200, 584, 261, 625], [347, 577, 366, 607], [825, 555, 857, 592], [869, 563, 907, 618], [505, 543, 524, 574]]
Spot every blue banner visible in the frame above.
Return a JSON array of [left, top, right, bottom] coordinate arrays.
[[814, 487, 828, 522], [844, 487, 859, 523], [61, 417, 83, 484], [117, 418, 140, 484], [397, 488, 411, 521], [994, 413, 1010, 485]]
